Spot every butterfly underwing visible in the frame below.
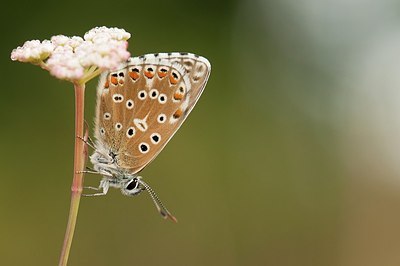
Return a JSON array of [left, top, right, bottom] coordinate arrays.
[[86, 52, 211, 222]]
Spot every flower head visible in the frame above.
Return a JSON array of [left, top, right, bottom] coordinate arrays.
[[11, 40, 55, 63], [84, 26, 131, 42], [11, 26, 131, 83]]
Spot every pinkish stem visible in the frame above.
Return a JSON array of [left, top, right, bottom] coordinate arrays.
[[58, 83, 86, 266]]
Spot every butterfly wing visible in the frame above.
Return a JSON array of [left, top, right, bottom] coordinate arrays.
[[94, 53, 211, 174]]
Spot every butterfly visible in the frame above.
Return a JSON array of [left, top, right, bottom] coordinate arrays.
[[83, 52, 211, 222]]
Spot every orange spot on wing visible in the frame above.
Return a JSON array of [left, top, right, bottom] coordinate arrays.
[[119, 79, 124, 85], [104, 80, 109, 88], [144, 71, 154, 79], [169, 74, 178, 84], [158, 71, 168, 78], [173, 108, 183, 119], [173, 92, 184, 100], [129, 71, 139, 80], [110, 76, 118, 85]]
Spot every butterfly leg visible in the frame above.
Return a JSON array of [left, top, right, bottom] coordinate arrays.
[[82, 179, 109, 196], [76, 120, 96, 150], [76, 135, 96, 150], [84, 186, 101, 190], [82, 191, 107, 196], [82, 184, 109, 196], [86, 135, 96, 147], [77, 167, 113, 179], [78, 136, 112, 161], [76, 166, 102, 175], [82, 182, 107, 196], [77, 170, 100, 175], [83, 120, 96, 146], [82, 184, 105, 196]]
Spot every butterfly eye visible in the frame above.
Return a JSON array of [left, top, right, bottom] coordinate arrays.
[[126, 178, 139, 191], [122, 178, 143, 196]]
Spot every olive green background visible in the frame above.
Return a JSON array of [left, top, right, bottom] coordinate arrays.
[[2, 0, 400, 265]]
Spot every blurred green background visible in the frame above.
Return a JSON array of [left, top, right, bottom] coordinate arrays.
[[2, 0, 400, 265]]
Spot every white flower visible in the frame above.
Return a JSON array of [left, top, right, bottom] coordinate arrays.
[[50, 35, 70, 46], [11, 39, 54, 62], [46, 46, 85, 80], [77, 39, 130, 70], [11, 26, 131, 83], [51, 35, 84, 48], [84, 26, 131, 42]]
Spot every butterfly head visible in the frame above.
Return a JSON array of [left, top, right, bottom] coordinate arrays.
[[121, 177, 144, 196]]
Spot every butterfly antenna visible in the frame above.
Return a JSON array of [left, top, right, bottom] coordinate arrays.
[[137, 178, 178, 223]]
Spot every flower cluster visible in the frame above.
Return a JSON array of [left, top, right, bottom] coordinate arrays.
[[11, 27, 131, 83]]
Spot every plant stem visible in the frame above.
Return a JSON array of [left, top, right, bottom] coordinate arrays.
[[59, 83, 86, 266]]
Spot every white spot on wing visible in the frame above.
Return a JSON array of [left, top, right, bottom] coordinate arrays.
[[115, 123, 122, 131], [138, 142, 150, 153], [158, 93, 167, 104], [134, 116, 148, 132], [149, 89, 159, 99], [150, 133, 161, 144], [157, 114, 166, 123], [169, 116, 178, 124], [181, 97, 190, 110], [126, 127, 136, 138], [126, 99, 134, 109], [113, 94, 124, 103], [138, 90, 147, 100], [103, 112, 111, 120]]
